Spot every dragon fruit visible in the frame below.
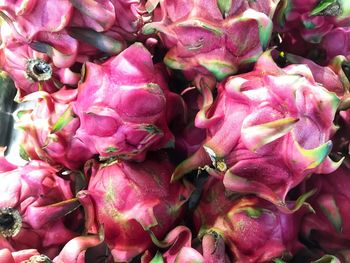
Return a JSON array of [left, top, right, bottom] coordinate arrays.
[[174, 86, 207, 158], [142, 0, 278, 81], [172, 50, 341, 210], [76, 153, 193, 262], [141, 225, 230, 263], [301, 165, 350, 256], [0, 23, 80, 98], [73, 42, 185, 161], [14, 88, 94, 170], [275, 0, 350, 62], [69, 0, 152, 40], [193, 177, 304, 262], [0, 148, 81, 258], [53, 234, 108, 263], [0, 248, 47, 263], [0, 0, 73, 41], [69, 0, 116, 33], [321, 27, 350, 61]]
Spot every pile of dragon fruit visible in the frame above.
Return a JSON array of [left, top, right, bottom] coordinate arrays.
[[1, 0, 350, 262]]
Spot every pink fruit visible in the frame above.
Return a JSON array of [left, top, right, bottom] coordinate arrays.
[[0, 23, 79, 98], [0, 248, 50, 263], [142, 0, 278, 80], [76, 153, 193, 262], [194, 177, 304, 262], [69, 0, 116, 32], [53, 235, 106, 263], [0, 0, 73, 40], [142, 225, 230, 263], [15, 88, 93, 170], [73, 43, 185, 161], [172, 50, 341, 210], [275, 0, 350, 62], [301, 166, 350, 253], [0, 149, 81, 258]]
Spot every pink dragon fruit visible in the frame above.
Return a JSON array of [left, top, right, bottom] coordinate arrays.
[[73, 43, 185, 161], [76, 153, 193, 262], [0, 23, 80, 98], [0, 0, 73, 40], [14, 88, 93, 170], [321, 27, 350, 61], [174, 87, 207, 158], [0, 148, 81, 258], [275, 0, 350, 62], [53, 234, 112, 263], [301, 165, 350, 256], [142, 0, 278, 80], [141, 225, 230, 263], [172, 50, 341, 210], [283, 52, 346, 95], [69, 0, 153, 41], [0, 248, 49, 263], [69, 0, 116, 32], [193, 177, 305, 262]]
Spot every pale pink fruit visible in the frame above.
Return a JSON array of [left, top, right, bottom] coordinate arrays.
[[73, 43, 185, 161], [0, 149, 81, 258], [15, 88, 93, 170], [194, 177, 304, 262], [76, 153, 193, 262], [142, 0, 278, 80], [172, 50, 341, 210]]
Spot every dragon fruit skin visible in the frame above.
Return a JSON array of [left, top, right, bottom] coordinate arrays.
[[69, 0, 116, 33], [53, 235, 110, 263], [0, 0, 73, 40], [0, 248, 50, 263], [0, 150, 81, 258], [73, 43, 185, 161], [172, 50, 340, 210], [0, 24, 80, 98], [142, 0, 278, 81], [275, 0, 350, 62], [76, 153, 193, 262], [301, 166, 350, 253], [15, 88, 94, 170], [193, 177, 304, 263], [141, 225, 230, 263], [69, 0, 151, 40], [321, 27, 350, 61]]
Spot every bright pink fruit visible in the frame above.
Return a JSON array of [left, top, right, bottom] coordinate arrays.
[[194, 178, 304, 262], [142, 225, 230, 263], [73, 43, 185, 161], [0, 150, 81, 258], [0, 0, 73, 40], [53, 235, 105, 263], [15, 88, 93, 170], [0, 23, 79, 98], [77, 153, 193, 262], [173, 50, 341, 210], [142, 0, 278, 80], [275, 0, 350, 62]]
